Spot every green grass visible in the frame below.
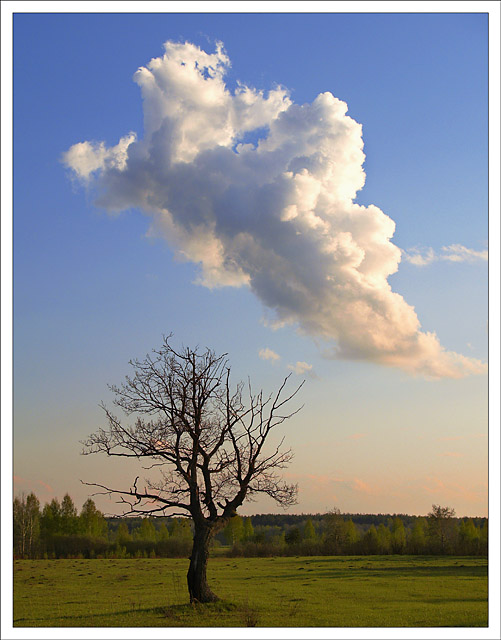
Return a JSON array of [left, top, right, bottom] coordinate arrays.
[[13, 555, 487, 627]]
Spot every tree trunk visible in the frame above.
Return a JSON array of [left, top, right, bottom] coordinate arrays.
[[187, 523, 218, 603]]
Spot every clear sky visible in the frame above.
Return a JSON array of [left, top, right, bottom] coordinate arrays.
[[7, 7, 496, 519]]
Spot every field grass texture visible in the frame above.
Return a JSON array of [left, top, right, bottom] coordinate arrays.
[[13, 555, 487, 628]]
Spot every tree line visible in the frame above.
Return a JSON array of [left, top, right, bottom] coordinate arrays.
[[13, 493, 193, 559], [225, 506, 487, 557], [14, 493, 487, 559]]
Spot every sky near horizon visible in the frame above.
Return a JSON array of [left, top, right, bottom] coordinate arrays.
[[11, 10, 491, 518]]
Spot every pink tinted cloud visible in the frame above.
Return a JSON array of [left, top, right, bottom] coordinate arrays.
[[38, 480, 54, 493], [423, 477, 445, 494], [422, 476, 486, 505], [299, 472, 380, 496], [292, 473, 341, 504], [300, 473, 343, 490], [13, 476, 53, 494], [351, 477, 380, 495], [348, 433, 367, 440], [437, 433, 486, 442]]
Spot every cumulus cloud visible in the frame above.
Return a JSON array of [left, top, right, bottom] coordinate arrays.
[[259, 347, 281, 363], [63, 133, 136, 181], [288, 361, 318, 378], [404, 244, 488, 267], [63, 40, 487, 379]]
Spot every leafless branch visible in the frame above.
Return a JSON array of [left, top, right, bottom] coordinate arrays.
[[83, 338, 302, 524]]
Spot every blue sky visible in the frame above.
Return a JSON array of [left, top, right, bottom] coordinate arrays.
[[8, 9, 494, 518]]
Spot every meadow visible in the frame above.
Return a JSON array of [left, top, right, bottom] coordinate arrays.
[[13, 555, 487, 628]]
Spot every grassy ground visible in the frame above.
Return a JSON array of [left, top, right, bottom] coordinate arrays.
[[13, 555, 487, 627]]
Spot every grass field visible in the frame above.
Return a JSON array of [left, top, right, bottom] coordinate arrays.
[[13, 555, 487, 627]]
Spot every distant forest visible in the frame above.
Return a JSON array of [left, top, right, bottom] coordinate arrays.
[[14, 492, 488, 560]]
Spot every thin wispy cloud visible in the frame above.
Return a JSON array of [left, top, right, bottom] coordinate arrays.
[[422, 476, 486, 504], [63, 40, 486, 379], [436, 433, 486, 442], [404, 244, 488, 267], [38, 480, 54, 493], [296, 472, 379, 496], [13, 476, 53, 494], [258, 347, 281, 363], [351, 477, 379, 495]]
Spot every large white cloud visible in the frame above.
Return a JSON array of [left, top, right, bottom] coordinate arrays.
[[62, 40, 486, 379]]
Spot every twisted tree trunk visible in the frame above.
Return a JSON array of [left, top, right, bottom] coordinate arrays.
[[187, 523, 218, 603]]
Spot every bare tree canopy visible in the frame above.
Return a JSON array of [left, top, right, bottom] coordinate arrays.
[[82, 336, 303, 601]]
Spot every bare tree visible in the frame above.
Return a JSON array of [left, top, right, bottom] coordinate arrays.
[[82, 336, 303, 602]]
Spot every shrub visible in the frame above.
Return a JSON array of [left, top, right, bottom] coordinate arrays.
[[45, 534, 108, 559]]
